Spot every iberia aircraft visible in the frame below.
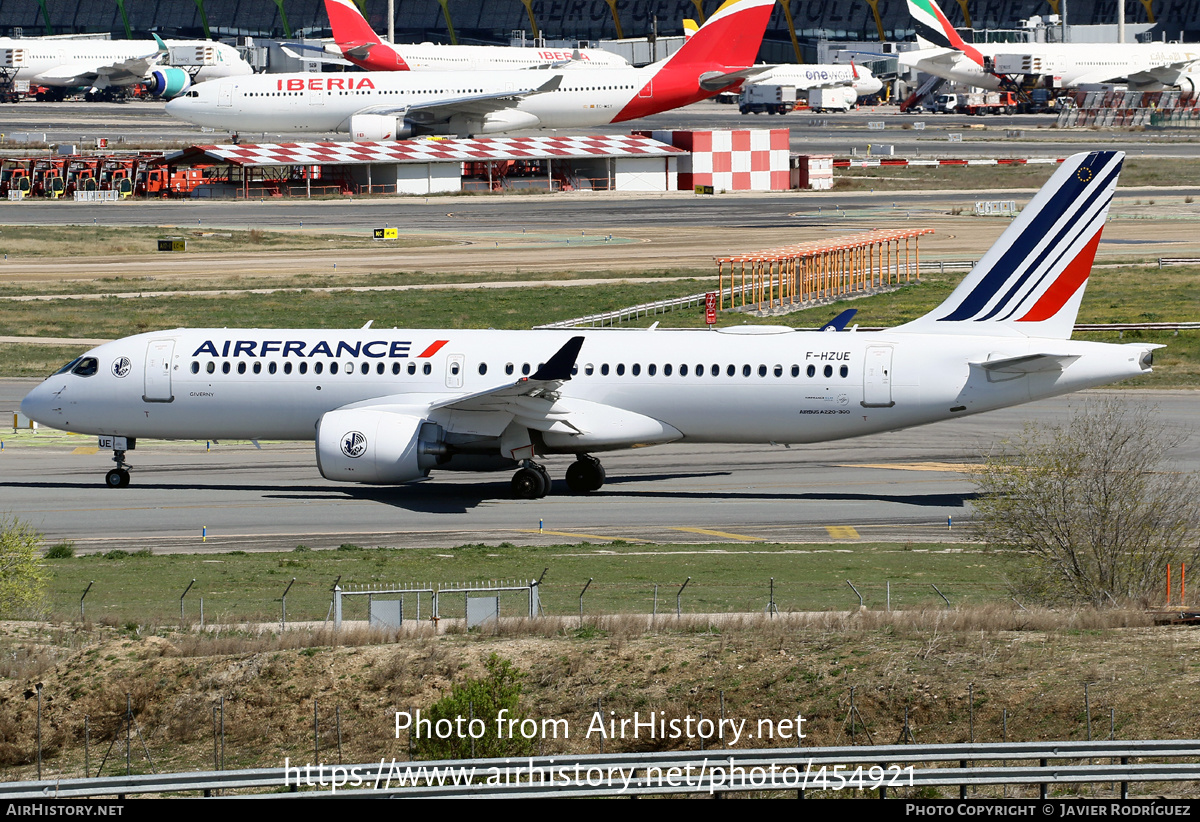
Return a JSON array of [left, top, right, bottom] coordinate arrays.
[[901, 0, 1200, 92], [307, 0, 630, 71], [164, 0, 775, 138], [20, 151, 1158, 498]]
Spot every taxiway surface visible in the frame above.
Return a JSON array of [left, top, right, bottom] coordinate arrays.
[[1, 381, 1195, 554]]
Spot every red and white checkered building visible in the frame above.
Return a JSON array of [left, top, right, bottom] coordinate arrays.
[[641, 129, 790, 192]]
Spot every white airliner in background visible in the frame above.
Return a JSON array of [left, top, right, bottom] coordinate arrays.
[[164, 0, 775, 139], [21, 151, 1157, 499], [682, 18, 884, 100], [301, 0, 629, 71], [0, 34, 251, 100], [902, 0, 1200, 91]]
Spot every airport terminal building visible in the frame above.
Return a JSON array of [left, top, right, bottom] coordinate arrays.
[[0, 1, 1187, 53]]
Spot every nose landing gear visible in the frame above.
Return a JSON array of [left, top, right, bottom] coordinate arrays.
[[104, 447, 132, 488]]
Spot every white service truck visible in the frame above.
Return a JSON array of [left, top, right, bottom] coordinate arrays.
[[739, 84, 797, 114], [805, 86, 856, 112]]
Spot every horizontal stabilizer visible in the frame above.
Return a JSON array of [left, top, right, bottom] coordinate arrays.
[[975, 353, 1080, 373]]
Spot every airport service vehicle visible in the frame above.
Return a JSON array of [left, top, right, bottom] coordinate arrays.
[[0, 35, 251, 101], [901, 0, 1200, 92], [135, 165, 207, 197], [960, 90, 1019, 115], [164, 0, 776, 139], [21, 151, 1157, 500], [805, 85, 856, 112], [934, 92, 959, 112], [310, 0, 629, 71], [0, 157, 33, 194], [739, 84, 796, 114]]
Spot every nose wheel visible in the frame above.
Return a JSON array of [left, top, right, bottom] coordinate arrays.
[[105, 449, 132, 488], [511, 461, 551, 499]]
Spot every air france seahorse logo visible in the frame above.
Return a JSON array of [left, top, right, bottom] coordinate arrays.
[[111, 357, 132, 378], [341, 431, 367, 458]]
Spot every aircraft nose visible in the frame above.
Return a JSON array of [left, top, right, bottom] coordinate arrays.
[[19, 383, 51, 424]]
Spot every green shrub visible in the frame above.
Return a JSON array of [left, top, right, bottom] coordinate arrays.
[[413, 654, 537, 760], [44, 541, 75, 559]]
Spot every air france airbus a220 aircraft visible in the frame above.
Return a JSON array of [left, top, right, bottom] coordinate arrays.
[[163, 0, 775, 139], [21, 151, 1155, 499]]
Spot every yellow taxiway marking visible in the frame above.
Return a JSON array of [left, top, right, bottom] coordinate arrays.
[[825, 525, 860, 539], [838, 462, 976, 473], [670, 527, 763, 542], [72, 447, 99, 455], [515, 529, 647, 543]]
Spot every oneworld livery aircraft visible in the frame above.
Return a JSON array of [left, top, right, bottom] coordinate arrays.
[[21, 151, 1156, 498], [164, 0, 775, 138]]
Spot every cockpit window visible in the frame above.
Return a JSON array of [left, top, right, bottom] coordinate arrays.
[[53, 357, 83, 376], [71, 357, 99, 377]]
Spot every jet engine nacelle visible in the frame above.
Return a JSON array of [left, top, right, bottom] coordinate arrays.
[[1178, 68, 1200, 96], [315, 409, 445, 484], [350, 114, 415, 142], [146, 67, 192, 99]]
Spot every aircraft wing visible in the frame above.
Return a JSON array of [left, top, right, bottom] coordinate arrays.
[[356, 74, 562, 123], [91, 50, 162, 88], [698, 67, 761, 91], [281, 42, 354, 66], [431, 336, 583, 418]]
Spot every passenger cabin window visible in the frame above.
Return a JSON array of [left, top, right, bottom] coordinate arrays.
[[423, 363, 432, 375]]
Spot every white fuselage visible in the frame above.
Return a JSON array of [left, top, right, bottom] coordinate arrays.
[[344, 40, 630, 71], [0, 36, 252, 88], [21, 327, 1149, 451], [752, 64, 883, 97], [166, 67, 664, 134], [900, 42, 1200, 90]]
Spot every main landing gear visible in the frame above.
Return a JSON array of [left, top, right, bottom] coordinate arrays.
[[510, 455, 606, 499], [105, 449, 131, 488]]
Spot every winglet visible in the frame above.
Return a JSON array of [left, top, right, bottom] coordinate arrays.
[[153, 33, 168, 53], [532, 336, 584, 381], [535, 75, 563, 94]]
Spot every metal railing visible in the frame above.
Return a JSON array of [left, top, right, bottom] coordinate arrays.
[[3, 739, 1197, 799]]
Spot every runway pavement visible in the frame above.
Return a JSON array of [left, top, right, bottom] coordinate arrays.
[[1, 380, 1195, 554]]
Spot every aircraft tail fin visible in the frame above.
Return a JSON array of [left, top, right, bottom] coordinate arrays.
[[894, 151, 1123, 340], [660, 0, 775, 71], [907, 0, 984, 64], [325, 0, 410, 69]]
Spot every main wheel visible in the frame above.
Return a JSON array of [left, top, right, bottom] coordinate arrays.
[[565, 458, 605, 493], [105, 468, 130, 488], [511, 467, 548, 500], [534, 464, 552, 498]]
